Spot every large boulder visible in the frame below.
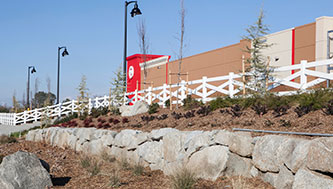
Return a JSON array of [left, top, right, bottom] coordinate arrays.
[[292, 168, 333, 189], [0, 151, 53, 189], [149, 128, 179, 141], [306, 137, 333, 173], [275, 165, 294, 189], [253, 135, 302, 173], [184, 131, 214, 159], [137, 141, 164, 170], [284, 140, 311, 173], [224, 153, 252, 178], [113, 129, 148, 150], [228, 132, 254, 157], [163, 130, 186, 163], [120, 101, 149, 117], [186, 145, 229, 181]]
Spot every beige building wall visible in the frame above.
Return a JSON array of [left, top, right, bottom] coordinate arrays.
[[167, 39, 250, 84], [262, 28, 293, 79], [316, 16, 333, 73]]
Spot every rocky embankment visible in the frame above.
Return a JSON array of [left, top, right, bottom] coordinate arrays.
[[26, 127, 333, 189]]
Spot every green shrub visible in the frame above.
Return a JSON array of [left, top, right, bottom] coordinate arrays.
[[88, 161, 101, 176], [182, 95, 203, 110], [53, 113, 78, 125], [209, 97, 235, 111], [133, 163, 144, 176], [10, 126, 40, 138], [148, 103, 159, 114], [90, 107, 109, 118], [170, 167, 197, 189], [80, 156, 92, 169], [165, 99, 170, 108], [297, 89, 332, 111]]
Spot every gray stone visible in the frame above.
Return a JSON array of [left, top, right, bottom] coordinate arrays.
[[250, 166, 259, 177], [259, 171, 278, 188], [306, 137, 333, 173], [0, 151, 53, 189], [224, 153, 252, 178], [275, 165, 294, 189], [120, 101, 149, 117], [213, 130, 233, 146], [292, 168, 333, 189], [186, 145, 229, 181], [149, 128, 179, 140], [163, 130, 186, 163], [229, 132, 254, 157], [113, 129, 148, 150], [284, 140, 311, 173], [137, 141, 163, 170], [253, 135, 288, 172], [185, 131, 214, 158]]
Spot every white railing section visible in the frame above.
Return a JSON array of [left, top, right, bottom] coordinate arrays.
[[1, 59, 333, 126]]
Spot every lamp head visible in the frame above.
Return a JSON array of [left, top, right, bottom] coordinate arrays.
[[62, 48, 69, 57], [31, 67, 36, 74], [130, 3, 142, 17]]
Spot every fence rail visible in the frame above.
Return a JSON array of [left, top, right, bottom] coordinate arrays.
[[1, 59, 333, 126]]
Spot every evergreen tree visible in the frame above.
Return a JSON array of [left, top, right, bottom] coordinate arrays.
[[77, 75, 89, 114], [243, 9, 273, 95], [111, 66, 126, 104]]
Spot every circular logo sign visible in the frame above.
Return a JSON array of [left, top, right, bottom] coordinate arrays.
[[128, 66, 134, 79]]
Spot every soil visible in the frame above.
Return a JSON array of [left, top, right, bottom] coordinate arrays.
[[55, 106, 333, 138], [0, 140, 273, 189]]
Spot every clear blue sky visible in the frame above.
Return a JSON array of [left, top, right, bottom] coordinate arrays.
[[0, 0, 332, 106]]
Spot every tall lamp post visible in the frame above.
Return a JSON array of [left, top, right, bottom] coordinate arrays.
[[27, 66, 36, 109], [123, 1, 142, 89], [57, 46, 69, 104]]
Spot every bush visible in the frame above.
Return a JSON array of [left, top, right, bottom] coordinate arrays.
[[323, 100, 333, 115], [182, 95, 202, 110], [295, 89, 333, 115], [53, 113, 78, 125], [90, 107, 109, 118], [252, 102, 268, 116], [81, 156, 100, 176], [196, 106, 211, 116], [148, 103, 159, 114], [170, 167, 197, 189], [0, 106, 10, 113], [0, 135, 17, 144], [80, 156, 91, 169], [209, 97, 235, 111], [165, 99, 170, 108], [133, 163, 144, 176]]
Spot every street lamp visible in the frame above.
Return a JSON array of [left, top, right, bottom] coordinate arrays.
[[123, 1, 142, 88], [57, 46, 69, 104], [27, 66, 36, 109]]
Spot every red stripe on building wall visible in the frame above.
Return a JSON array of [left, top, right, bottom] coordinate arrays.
[[292, 29, 295, 75]]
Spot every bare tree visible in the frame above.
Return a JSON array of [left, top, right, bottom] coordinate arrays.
[[176, 0, 185, 108], [45, 76, 51, 106], [34, 77, 39, 108], [12, 90, 19, 113], [22, 92, 26, 108], [137, 19, 149, 90]]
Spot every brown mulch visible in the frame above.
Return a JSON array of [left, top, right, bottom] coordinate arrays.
[[59, 106, 333, 139], [0, 140, 273, 188]]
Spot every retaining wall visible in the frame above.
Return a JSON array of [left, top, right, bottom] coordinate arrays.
[[26, 127, 333, 189]]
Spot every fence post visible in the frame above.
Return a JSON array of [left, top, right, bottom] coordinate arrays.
[[300, 60, 307, 90], [88, 98, 92, 114], [58, 102, 62, 117], [13, 113, 16, 126], [229, 72, 234, 98], [23, 111, 27, 124], [163, 84, 167, 108], [180, 80, 186, 105], [135, 89, 138, 103], [34, 109, 38, 122], [71, 100, 75, 113], [148, 87, 152, 105], [202, 76, 207, 103]]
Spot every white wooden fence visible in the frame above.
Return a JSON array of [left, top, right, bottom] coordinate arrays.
[[1, 59, 333, 126]]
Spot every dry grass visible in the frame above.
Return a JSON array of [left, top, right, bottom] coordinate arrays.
[[170, 167, 197, 189]]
